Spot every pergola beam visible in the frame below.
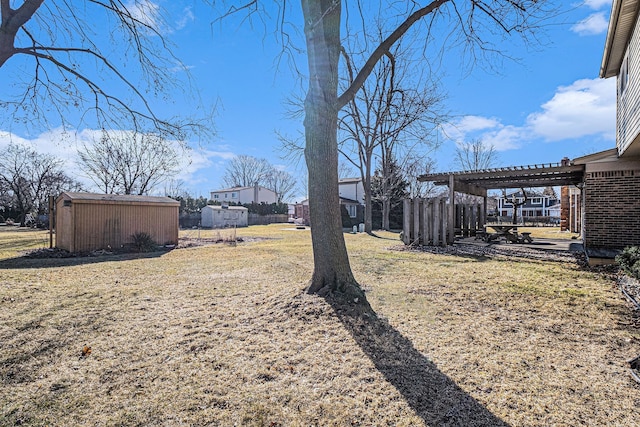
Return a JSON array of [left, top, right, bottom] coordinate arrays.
[[418, 163, 585, 191]]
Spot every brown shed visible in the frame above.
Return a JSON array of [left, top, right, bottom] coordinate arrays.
[[55, 192, 180, 252]]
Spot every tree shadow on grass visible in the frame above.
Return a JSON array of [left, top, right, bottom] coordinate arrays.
[[325, 296, 510, 426], [0, 250, 167, 270]]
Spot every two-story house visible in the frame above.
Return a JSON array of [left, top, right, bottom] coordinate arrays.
[[210, 184, 277, 205], [293, 177, 366, 226], [497, 190, 560, 223], [338, 177, 365, 220], [587, 0, 640, 255]]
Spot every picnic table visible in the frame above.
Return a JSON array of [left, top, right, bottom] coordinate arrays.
[[485, 225, 533, 244]]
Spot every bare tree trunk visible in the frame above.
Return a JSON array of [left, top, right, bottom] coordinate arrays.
[[302, 0, 365, 301], [363, 152, 373, 234], [382, 198, 391, 230]]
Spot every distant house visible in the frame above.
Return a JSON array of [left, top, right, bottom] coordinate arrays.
[[339, 177, 365, 221], [291, 177, 366, 226], [55, 192, 179, 252], [210, 184, 277, 204], [293, 199, 310, 225], [497, 190, 560, 222], [338, 178, 365, 203]]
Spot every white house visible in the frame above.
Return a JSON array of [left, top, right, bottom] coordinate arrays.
[[497, 190, 560, 221], [338, 177, 366, 219], [338, 177, 365, 204], [210, 184, 277, 204], [579, 0, 640, 255]]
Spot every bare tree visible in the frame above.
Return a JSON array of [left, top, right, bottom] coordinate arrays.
[[0, 143, 80, 225], [454, 139, 498, 171], [265, 169, 297, 203], [222, 155, 296, 202], [0, 1, 208, 138], [340, 38, 444, 234], [222, 155, 273, 188], [218, 0, 555, 303], [503, 188, 529, 225], [77, 131, 182, 195]]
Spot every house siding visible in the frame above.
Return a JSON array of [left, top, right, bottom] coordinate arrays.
[[584, 167, 640, 250], [617, 12, 640, 155], [338, 179, 365, 204], [210, 186, 277, 204]]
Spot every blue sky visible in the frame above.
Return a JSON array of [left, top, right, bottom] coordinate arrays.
[[0, 1, 617, 202]]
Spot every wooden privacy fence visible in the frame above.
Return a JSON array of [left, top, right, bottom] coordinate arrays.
[[403, 198, 485, 246], [248, 213, 288, 225]]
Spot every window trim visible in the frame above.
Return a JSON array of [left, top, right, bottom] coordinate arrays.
[[620, 52, 630, 96]]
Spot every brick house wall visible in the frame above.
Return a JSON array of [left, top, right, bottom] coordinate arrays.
[[584, 167, 640, 250]]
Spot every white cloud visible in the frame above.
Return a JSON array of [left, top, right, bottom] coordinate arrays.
[[442, 115, 501, 141], [125, 0, 170, 35], [443, 116, 522, 151], [582, 0, 612, 10], [443, 77, 616, 152], [526, 78, 616, 141], [479, 126, 527, 151], [0, 128, 236, 194], [572, 12, 609, 35], [176, 6, 195, 31]]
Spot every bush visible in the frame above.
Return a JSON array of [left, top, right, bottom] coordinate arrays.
[[616, 246, 640, 280], [131, 232, 157, 252]]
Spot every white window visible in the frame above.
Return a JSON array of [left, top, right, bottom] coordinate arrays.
[[224, 193, 228, 199], [621, 53, 630, 95], [213, 194, 219, 199], [531, 197, 542, 204], [348, 205, 357, 218], [231, 192, 237, 199]]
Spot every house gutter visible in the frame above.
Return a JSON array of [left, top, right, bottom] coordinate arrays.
[[601, 0, 640, 78], [601, 0, 622, 78]]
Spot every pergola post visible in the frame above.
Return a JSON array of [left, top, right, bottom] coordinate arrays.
[[483, 195, 488, 227], [448, 174, 455, 244]]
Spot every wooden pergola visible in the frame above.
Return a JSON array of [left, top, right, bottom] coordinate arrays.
[[414, 161, 585, 244]]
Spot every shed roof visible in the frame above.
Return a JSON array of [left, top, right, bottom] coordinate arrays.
[[204, 205, 248, 211], [58, 192, 180, 206], [601, 0, 639, 78], [338, 177, 362, 184]]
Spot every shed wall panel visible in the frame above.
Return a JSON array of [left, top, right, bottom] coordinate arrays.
[[55, 196, 75, 251], [71, 204, 178, 252], [55, 193, 178, 252]]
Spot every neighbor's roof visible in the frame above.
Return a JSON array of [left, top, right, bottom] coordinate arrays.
[[502, 189, 544, 198], [339, 196, 360, 204], [58, 192, 180, 205], [211, 185, 274, 193], [601, 0, 639, 78]]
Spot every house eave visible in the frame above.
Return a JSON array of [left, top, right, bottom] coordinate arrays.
[[601, 0, 640, 78]]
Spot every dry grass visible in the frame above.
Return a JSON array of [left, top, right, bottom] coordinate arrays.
[[515, 226, 580, 240], [0, 225, 638, 426]]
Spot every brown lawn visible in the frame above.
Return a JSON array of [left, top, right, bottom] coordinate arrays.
[[0, 225, 638, 426]]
